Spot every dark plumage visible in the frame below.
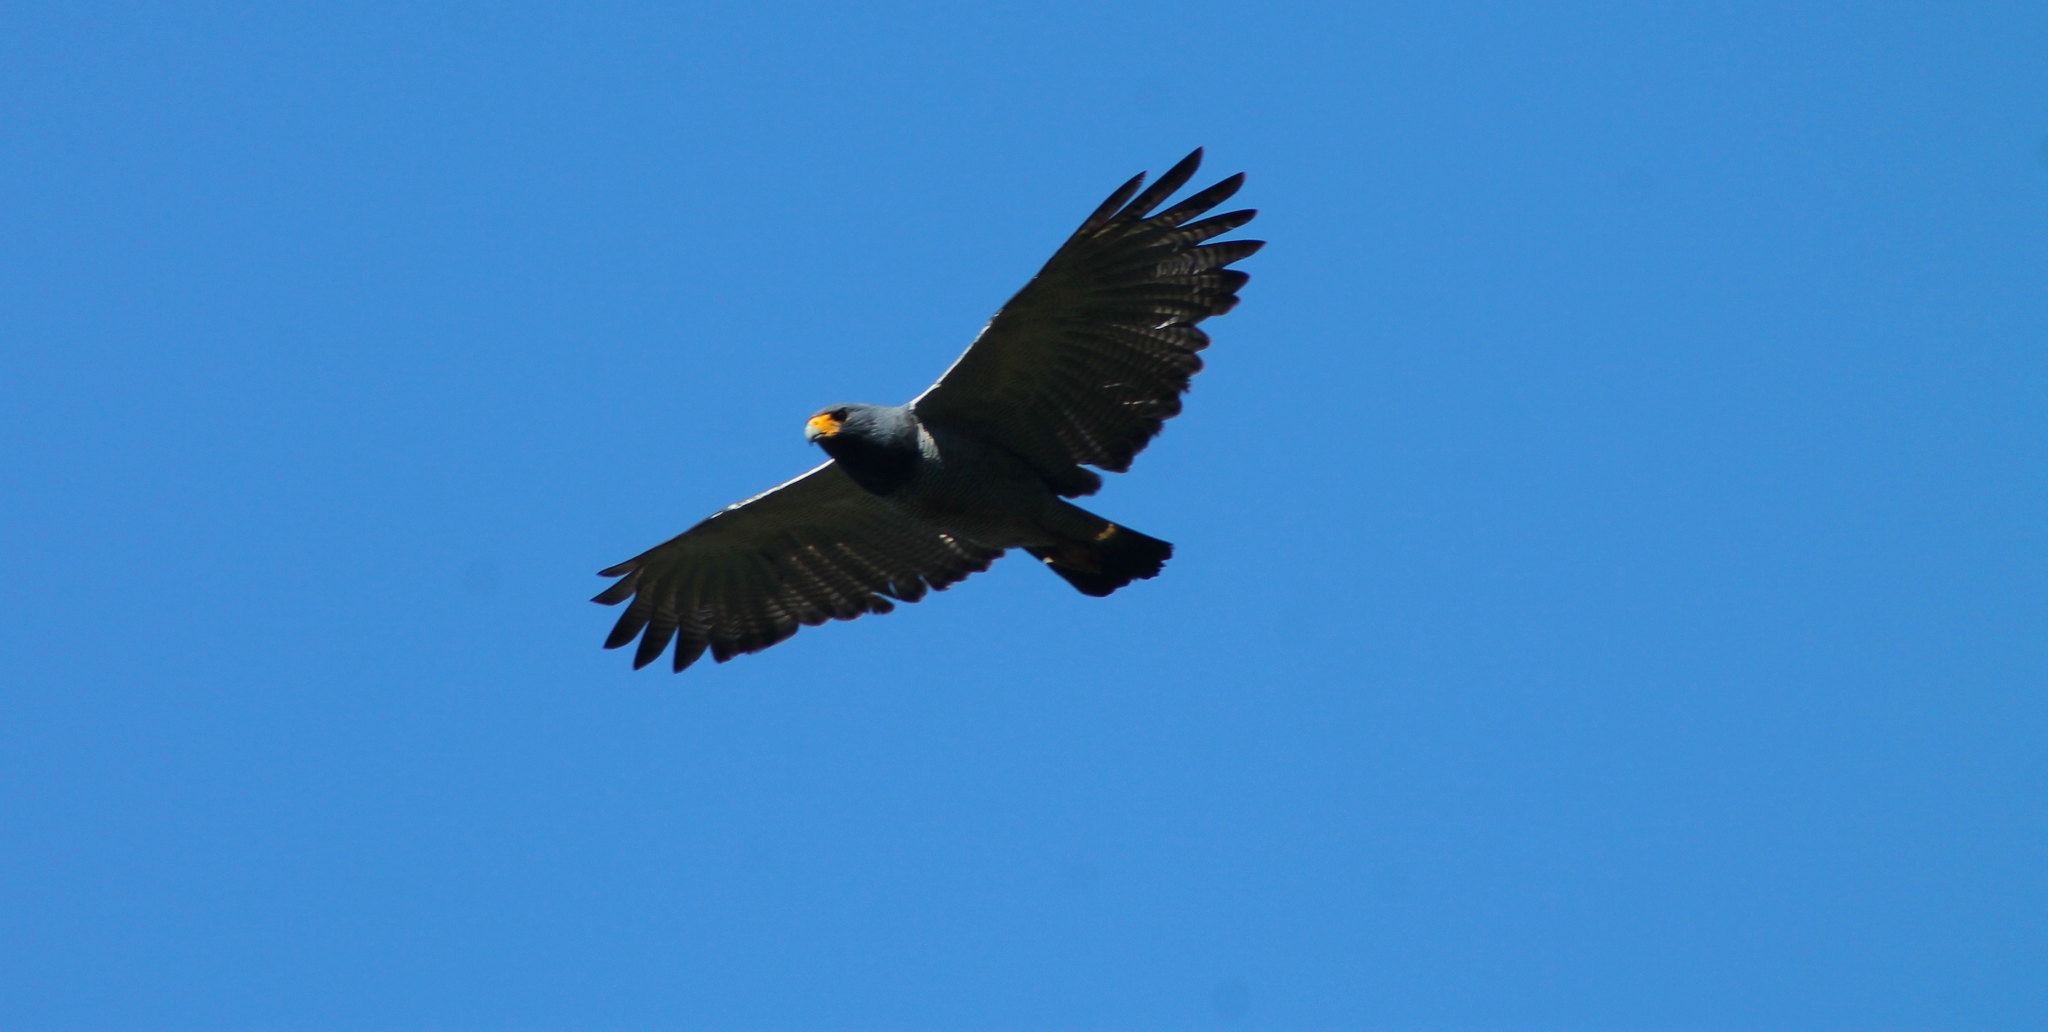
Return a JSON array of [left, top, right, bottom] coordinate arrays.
[[595, 149, 1262, 671]]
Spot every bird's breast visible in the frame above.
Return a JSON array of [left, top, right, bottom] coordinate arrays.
[[881, 425, 1060, 549]]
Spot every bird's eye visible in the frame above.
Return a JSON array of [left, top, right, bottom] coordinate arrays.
[[833, 408, 850, 420]]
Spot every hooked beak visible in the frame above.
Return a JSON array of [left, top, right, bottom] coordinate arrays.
[[804, 412, 841, 443]]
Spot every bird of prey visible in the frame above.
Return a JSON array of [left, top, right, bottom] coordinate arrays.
[[594, 149, 1261, 672]]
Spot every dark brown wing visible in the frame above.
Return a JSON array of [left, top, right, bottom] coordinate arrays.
[[592, 461, 1002, 672], [912, 149, 1262, 496]]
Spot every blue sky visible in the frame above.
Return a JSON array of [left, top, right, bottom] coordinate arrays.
[[4, 2, 2044, 1029]]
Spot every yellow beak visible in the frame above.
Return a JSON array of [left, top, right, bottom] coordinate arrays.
[[805, 412, 841, 439]]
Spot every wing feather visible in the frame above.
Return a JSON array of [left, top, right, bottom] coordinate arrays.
[[913, 149, 1262, 491], [593, 461, 1001, 671]]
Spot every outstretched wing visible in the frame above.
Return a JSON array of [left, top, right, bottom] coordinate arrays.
[[593, 462, 1003, 672], [912, 148, 1262, 496]]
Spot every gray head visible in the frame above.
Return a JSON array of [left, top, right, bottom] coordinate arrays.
[[804, 403, 919, 494], [803, 403, 913, 445]]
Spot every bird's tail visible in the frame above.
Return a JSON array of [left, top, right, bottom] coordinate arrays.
[[1026, 520, 1173, 597]]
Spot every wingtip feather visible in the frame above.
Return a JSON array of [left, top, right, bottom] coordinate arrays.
[[1125, 149, 1205, 219]]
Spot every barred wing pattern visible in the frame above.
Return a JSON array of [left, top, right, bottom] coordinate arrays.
[[913, 148, 1263, 496], [592, 462, 1002, 671]]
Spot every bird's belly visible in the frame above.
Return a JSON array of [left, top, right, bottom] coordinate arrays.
[[889, 480, 1052, 550], [887, 436, 1059, 550]]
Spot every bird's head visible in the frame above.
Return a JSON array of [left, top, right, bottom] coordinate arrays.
[[804, 405, 854, 444], [806, 403, 914, 447], [805, 403, 920, 493]]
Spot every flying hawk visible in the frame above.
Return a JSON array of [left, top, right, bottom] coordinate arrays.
[[594, 150, 1261, 671]]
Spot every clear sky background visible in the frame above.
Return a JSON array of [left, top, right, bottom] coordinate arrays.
[[4, 3, 2044, 1029]]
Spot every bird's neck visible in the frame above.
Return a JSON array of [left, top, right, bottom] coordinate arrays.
[[821, 433, 919, 495]]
